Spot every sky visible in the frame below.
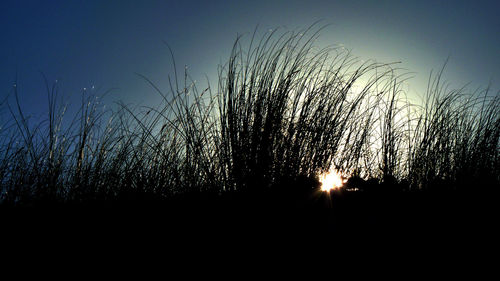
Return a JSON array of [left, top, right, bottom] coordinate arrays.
[[1, 0, 499, 118]]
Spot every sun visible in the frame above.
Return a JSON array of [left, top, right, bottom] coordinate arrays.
[[319, 169, 345, 192]]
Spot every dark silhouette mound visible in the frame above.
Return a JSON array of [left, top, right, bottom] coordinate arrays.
[[1, 177, 497, 255]]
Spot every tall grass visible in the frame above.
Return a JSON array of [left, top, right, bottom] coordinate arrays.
[[406, 64, 500, 190], [1, 26, 498, 206]]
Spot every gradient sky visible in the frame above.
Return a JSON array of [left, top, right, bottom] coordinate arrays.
[[1, 0, 499, 117]]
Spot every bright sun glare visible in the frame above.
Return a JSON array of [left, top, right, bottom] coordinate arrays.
[[319, 169, 345, 192]]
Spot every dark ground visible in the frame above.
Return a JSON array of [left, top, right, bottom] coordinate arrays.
[[0, 185, 498, 268], [1, 186, 497, 240]]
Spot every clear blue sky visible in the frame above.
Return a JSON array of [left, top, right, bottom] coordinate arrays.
[[1, 0, 499, 117]]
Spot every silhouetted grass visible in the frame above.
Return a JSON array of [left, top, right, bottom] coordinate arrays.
[[0, 25, 498, 210]]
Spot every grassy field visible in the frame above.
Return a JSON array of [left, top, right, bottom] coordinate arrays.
[[0, 26, 498, 244]]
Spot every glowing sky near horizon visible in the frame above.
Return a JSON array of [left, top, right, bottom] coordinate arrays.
[[1, 0, 499, 117]]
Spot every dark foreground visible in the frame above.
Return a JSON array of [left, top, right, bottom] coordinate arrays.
[[1, 186, 497, 249], [1, 191, 496, 276]]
